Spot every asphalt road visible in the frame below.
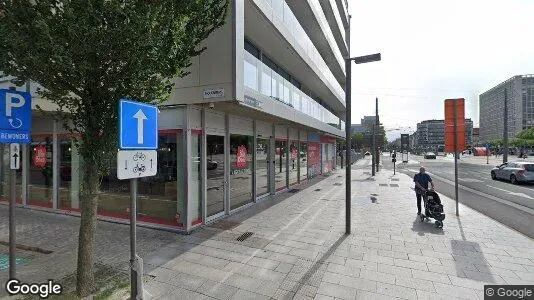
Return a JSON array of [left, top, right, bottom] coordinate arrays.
[[381, 154, 534, 238]]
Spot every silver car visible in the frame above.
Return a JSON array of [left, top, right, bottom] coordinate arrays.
[[491, 162, 534, 184]]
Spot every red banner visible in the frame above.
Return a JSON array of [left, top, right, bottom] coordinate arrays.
[[33, 145, 47, 168], [444, 98, 466, 153], [308, 143, 320, 166]]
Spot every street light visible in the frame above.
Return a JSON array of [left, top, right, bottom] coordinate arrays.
[[345, 53, 381, 234]]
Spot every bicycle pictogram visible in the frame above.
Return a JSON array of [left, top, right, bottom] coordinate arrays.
[[133, 164, 146, 173], [133, 152, 146, 161]]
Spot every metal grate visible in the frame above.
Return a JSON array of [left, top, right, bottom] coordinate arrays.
[[236, 232, 254, 242], [391, 178, 400, 181], [379, 184, 388, 186], [370, 193, 378, 196], [333, 183, 342, 186], [288, 189, 300, 193], [314, 189, 322, 191], [390, 184, 399, 187]]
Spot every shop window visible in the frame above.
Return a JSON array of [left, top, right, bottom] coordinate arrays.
[[308, 142, 320, 178], [288, 141, 298, 186], [275, 140, 287, 190], [256, 138, 270, 197], [299, 142, 308, 182], [99, 131, 184, 227], [230, 134, 253, 210], [28, 135, 53, 207], [58, 136, 81, 211], [190, 131, 202, 226]]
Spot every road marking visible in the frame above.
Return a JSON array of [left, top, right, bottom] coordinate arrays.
[[458, 178, 484, 183], [486, 185, 534, 200]]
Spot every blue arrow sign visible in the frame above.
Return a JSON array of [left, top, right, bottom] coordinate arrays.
[[119, 99, 158, 150], [0, 88, 32, 144]]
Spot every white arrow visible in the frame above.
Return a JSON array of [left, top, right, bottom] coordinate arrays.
[[133, 109, 147, 144], [487, 185, 534, 199]]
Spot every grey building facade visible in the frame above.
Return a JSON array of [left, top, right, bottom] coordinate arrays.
[[416, 119, 473, 151], [479, 74, 534, 142]]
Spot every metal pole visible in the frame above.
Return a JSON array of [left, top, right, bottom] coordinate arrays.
[[375, 98, 379, 172], [453, 100, 459, 216], [372, 124, 375, 176], [130, 178, 143, 299], [9, 169, 16, 279], [503, 88, 508, 163], [486, 147, 489, 164], [345, 58, 351, 235]]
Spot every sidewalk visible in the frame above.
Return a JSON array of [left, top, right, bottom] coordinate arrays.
[[1, 162, 534, 299]]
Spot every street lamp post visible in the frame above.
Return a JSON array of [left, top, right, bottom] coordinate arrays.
[[345, 53, 381, 234]]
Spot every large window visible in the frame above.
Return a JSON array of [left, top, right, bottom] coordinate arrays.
[[275, 140, 287, 190], [308, 142, 321, 178], [289, 141, 298, 186], [207, 134, 225, 217], [299, 142, 308, 182], [230, 134, 253, 210], [58, 136, 81, 211], [256, 138, 270, 197], [28, 135, 53, 207], [244, 52, 258, 90]]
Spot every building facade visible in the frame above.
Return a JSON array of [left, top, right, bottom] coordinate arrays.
[[479, 74, 534, 142], [415, 119, 473, 152], [0, 0, 349, 233]]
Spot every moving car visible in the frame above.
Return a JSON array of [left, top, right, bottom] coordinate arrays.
[[424, 152, 436, 159], [491, 162, 534, 184]]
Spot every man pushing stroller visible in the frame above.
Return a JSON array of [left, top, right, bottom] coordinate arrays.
[[413, 167, 434, 215], [414, 166, 445, 228]]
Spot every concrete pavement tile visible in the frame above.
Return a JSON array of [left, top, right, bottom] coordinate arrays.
[[264, 243, 293, 254], [246, 256, 280, 270], [327, 262, 360, 277], [474, 264, 522, 278], [293, 284, 319, 297], [377, 250, 409, 260], [394, 258, 429, 271], [337, 275, 378, 292], [438, 259, 478, 271], [377, 263, 412, 277], [355, 290, 400, 300], [196, 280, 239, 300], [376, 282, 417, 300], [427, 262, 466, 277], [144, 280, 176, 299], [313, 294, 335, 300], [432, 282, 480, 300], [189, 245, 250, 263], [378, 237, 406, 246], [448, 275, 489, 290], [407, 254, 441, 265], [415, 290, 463, 300], [513, 270, 534, 281], [523, 265, 534, 273], [483, 259, 529, 272], [316, 281, 358, 300], [358, 269, 396, 284], [324, 254, 347, 266], [274, 262, 295, 274], [494, 255, 534, 266], [222, 261, 288, 282], [178, 252, 232, 269], [421, 250, 454, 261], [170, 260, 228, 282], [503, 250, 534, 260], [411, 269, 451, 284], [289, 248, 320, 260], [392, 245, 425, 255], [229, 289, 270, 300], [501, 275, 534, 285], [255, 250, 300, 264], [462, 270, 507, 284], [322, 271, 346, 285], [363, 241, 392, 251], [395, 276, 436, 292], [271, 288, 296, 300], [346, 258, 378, 271], [363, 253, 394, 265], [162, 287, 213, 300]]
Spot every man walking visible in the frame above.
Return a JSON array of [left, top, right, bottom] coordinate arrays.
[[414, 167, 434, 215]]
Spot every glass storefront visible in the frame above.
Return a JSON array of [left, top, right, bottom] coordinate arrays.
[[190, 131, 202, 226], [206, 134, 225, 217], [275, 140, 287, 191], [299, 142, 308, 182], [28, 135, 53, 207], [230, 135, 253, 210], [256, 138, 270, 197], [58, 136, 81, 211], [289, 141, 298, 186], [308, 142, 321, 178], [322, 143, 329, 173]]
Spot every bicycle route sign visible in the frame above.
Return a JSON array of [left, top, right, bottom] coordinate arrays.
[[117, 99, 158, 179]]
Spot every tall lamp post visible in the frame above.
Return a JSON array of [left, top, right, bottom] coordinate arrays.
[[345, 53, 381, 234]]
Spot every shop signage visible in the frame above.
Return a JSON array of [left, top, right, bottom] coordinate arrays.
[[203, 88, 225, 99], [33, 145, 47, 168], [0, 88, 32, 144], [10, 143, 20, 170], [243, 95, 262, 109], [236, 145, 248, 168]]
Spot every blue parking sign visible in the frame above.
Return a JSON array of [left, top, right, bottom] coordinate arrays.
[[0, 88, 32, 144], [119, 99, 158, 150]]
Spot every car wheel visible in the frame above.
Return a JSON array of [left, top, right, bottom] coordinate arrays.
[[510, 175, 518, 185], [491, 171, 496, 180]]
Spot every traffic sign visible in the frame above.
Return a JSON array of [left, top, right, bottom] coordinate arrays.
[[10, 143, 20, 170], [119, 99, 158, 150], [117, 150, 157, 179], [0, 89, 32, 144]]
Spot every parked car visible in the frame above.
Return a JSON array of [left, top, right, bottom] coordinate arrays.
[[424, 152, 436, 159], [491, 162, 534, 184]]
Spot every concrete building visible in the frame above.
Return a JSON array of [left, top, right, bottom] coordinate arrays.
[[0, 0, 349, 233], [479, 74, 534, 142], [416, 119, 473, 152]]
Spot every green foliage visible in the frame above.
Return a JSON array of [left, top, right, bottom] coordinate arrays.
[[516, 127, 534, 140], [0, 0, 228, 173]]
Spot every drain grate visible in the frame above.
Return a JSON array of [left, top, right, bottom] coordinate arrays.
[[333, 183, 342, 186], [236, 232, 254, 242], [314, 188, 322, 191], [288, 189, 300, 193], [390, 184, 399, 187], [379, 184, 388, 187], [391, 178, 399, 181]]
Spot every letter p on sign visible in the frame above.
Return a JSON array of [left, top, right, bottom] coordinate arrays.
[[6, 93, 25, 117]]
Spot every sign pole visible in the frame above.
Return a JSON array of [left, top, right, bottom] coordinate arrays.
[[486, 145, 489, 164], [344, 57, 351, 235], [453, 100, 459, 216], [130, 177, 143, 299], [9, 167, 16, 279]]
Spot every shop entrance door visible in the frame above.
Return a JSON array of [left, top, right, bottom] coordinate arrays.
[[206, 134, 226, 219], [256, 138, 270, 198]]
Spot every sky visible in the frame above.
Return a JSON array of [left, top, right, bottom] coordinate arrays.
[[348, 0, 534, 141]]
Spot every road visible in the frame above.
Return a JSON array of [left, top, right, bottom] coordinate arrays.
[[381, 154, 534, 238]]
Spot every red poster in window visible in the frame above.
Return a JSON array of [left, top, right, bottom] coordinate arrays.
[[236, 145, 248, 169], [308, 143, 320, 165], [291, 147, 297, 160], [34, 145, 47, 168]]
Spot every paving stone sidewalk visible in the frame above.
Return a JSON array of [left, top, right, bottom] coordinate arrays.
[[1, 160, 534, 299]]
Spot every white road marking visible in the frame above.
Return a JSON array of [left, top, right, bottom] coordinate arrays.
[[486, 185, 534, 200]]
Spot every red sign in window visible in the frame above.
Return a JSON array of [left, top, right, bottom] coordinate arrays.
[[236, 145, 248, 169], [33, 145, 47, 168]]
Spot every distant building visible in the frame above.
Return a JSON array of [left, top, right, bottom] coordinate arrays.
[[472, 127, 480, 145], [351, 116, 377, 135], [415, 119, 473, 151], [479, 74, 534, 142], [350, 124, 366, 134]]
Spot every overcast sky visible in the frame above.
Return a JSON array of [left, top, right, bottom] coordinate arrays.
[[348, 0, 534, 141]]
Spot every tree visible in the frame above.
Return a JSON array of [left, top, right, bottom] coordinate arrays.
[[351, 133, 364, 150], [0, 0, 227, 296]]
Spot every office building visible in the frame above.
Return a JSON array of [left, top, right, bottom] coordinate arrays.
[[416, 119, 473, 151], [0, 0, 349, 233], [479, 74, 534, 142]]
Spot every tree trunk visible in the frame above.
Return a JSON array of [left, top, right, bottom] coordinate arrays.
[[76, 165, 99, 296]]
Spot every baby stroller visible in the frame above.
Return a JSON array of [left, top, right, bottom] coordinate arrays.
[[420, 190, 445, 228]]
